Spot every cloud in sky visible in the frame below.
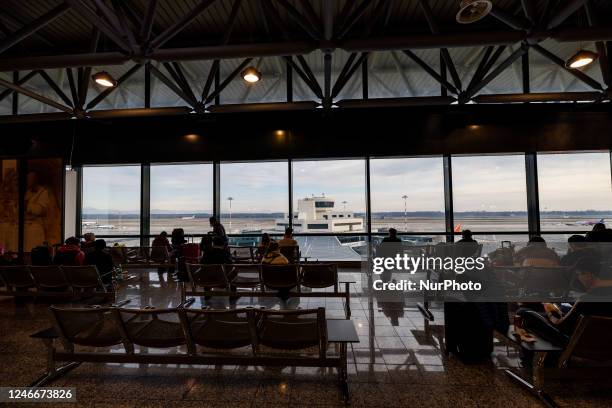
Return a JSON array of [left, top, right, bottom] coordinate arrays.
[[82, 152, 612, 213], [82, 166, 141, 212], [293, 159, 366, 213], [151, 164, 213, 212], [220, 162, 288, 213], [370, 157, 444, 212], [538, 152, 612, 211], [452, 155, 527, 212]]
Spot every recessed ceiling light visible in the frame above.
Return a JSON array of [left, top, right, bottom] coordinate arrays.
[[92, 71, 118, 87], [184, 134, 200, 142]]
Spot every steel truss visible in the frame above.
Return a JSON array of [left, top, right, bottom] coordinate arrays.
[[0, 0, 610, 122]]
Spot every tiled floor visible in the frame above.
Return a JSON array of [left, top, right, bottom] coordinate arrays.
[[1, 269, 611, 407]]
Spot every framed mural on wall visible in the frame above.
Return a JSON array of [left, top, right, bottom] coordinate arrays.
[[0, 159, 19, 254], [23, 158, 63, 252]]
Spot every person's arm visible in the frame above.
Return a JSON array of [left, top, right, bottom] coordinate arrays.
[[544, 301, 580, 327], [76, 251, 86, 266], [543, 302, 563, 324]]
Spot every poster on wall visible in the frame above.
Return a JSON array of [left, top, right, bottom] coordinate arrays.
[[0, 160, 19, 254], [24, 158, 62, 252]]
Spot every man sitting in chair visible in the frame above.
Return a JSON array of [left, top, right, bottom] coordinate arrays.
[[278, 227, 299, 263], [382, 228, 401, 243], [278, 227, 298, 247], [457, 229, 477, 244], [518, 257, 612, 345], [201, 235, 232, 265], [85, 239, 114, 285]]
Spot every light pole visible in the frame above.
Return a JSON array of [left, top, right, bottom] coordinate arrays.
[[342, 200, 347, 212], [402, 195, 408, 231], [227, 197, 234, 232]]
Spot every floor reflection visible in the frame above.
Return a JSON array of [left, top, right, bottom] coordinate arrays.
[[0, 268, 610, 407]]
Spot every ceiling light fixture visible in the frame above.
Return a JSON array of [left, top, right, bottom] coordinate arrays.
[[184, 133, 200, 142], [92, 71, 118, 87], [456, 0, 492, 24], [565, 49, 598, 69], [242, 66, 261, 83]]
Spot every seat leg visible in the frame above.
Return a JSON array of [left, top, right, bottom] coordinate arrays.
[[344, 283, 351, 319], [338, 343, 350, 404], [417, 302, 434, 321], [30, 339, 81, 387], [30, 362, 81, 387], [504, 357, 559, 408]]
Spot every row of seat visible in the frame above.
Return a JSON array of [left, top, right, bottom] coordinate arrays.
[[109, 245, 303, 269], [0, 265, 109, 298], [186, 263, 341, 291], [50, 305, 328, 354], [183, 263, 353, 317], [35, 305, 354, 401]]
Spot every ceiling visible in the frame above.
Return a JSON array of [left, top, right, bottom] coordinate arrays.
[[0, 0, 611, 120]]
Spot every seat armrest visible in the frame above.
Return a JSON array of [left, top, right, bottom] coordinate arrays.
[[178, 298, 195, 308]]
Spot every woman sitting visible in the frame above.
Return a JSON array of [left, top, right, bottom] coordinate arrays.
[[261, 242, 288, 265], [514, 236, 560, 267], [256, 233, 272, 260]]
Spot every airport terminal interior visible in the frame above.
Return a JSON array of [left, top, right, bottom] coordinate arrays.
[[1, 1, 612, 407]]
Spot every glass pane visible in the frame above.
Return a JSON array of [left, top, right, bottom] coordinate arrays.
[[0, 160, 19, 253], [541, 234, 578, 254], [370, 157, 445, 233], [452, 155, 528, 233], [24, 159, 63, 251], [292, 159, 367, 261], [471, 234, 530, 257], [82, 166, 141, 236], [538, 152, 612, 232], [150, 164, 213, 235], [220, 161, 288, 237]]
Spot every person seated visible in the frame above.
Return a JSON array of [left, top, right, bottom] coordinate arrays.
[[152, 231, 172, 252], [171, 228, 187, 249], [586, 222, 612, 242], [209, 217, 228, 246], [85, 239, 114, 285], [457, 229, 477, 244], [518, 258, 612, 345], [54, 237, 85, 266], [81, 232, 96, 253], [201, 235, 232, 265], [514, 236, 560, 267], [382, 228, 402, 243], [30, 245, 52, 266], [277, 227, 298, 247], [561, 234, 600, 267], [257, 233, 272, 259], [261, 242, 289, 265]]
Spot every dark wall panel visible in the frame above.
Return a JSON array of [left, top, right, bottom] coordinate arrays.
[[1, 104, 611, 164]]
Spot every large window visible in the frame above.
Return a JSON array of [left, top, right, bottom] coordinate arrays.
[[538, 152, 612, 235], [292, 159, 366, 261], [370, 157, 445, 235], [452, 155, 528, 243], [150, 164, 213, 235], [220, 161, 288, 236], [82, 166, 141, 242], [74, 150, 612, 258]]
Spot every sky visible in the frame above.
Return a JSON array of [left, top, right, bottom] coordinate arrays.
[[82, 152, 612, 213]]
